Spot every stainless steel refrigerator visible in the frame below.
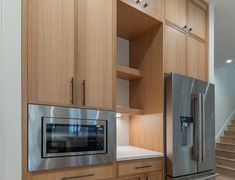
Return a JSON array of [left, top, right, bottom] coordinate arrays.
[[165, 73, 217, 180]]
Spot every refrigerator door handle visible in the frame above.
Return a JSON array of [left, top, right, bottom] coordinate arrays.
[[192, 93, 205, 163], [198, 93, 205, 163]]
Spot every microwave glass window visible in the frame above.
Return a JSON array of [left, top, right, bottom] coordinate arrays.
[[46, 123, 105, 154]]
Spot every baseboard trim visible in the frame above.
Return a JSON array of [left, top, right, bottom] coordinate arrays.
[[216, 109, 235, 142]]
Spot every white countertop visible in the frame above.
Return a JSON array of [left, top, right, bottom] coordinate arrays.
[[117, 145, 164, 162]]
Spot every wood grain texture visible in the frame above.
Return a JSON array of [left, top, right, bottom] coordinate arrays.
[[118, 158, 163, 177], [27, 164, 116, 180], [117, 64, 143, 80], [165, 0, 187, 29], [77, 0, 115, 110], [116, 106, 144, 115], [123, 0, 163, 21], [130, 25, 164, 114], [187, 0, 207, 40], [27, 0, 75, 105], [146, 171, 163, 180], [129, 114, 164, 152], [164, 24, 186, 75], [187, 36, 207, 81], [117, 0, 161, 40], [118, 175, 143, 180]]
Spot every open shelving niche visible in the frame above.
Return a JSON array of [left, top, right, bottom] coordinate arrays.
[[116, 0, 164, 153], [116, 0, 164, 116]]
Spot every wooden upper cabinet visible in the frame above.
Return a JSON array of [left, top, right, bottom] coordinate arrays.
[[187, 36, 207, 81], [164, 25, 186, 75], [77, 0, 115, 110], [165, 0, 187, 29], [124, 0, 163, 19], [28, 0, 75, 105], [188, 0, 207, 40], [144, 0, 163, 18], [27, 0, 115, 110]]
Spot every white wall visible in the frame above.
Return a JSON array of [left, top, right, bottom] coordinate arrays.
[[215, 66, 235, 138], [116, 38, 130, 146], [0, 0, 22, 179]]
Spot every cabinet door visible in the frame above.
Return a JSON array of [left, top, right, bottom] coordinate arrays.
[[165, 0, 187, 29], [188, 0, 207, 40], [28, 0, 75, 105], [118, 176, 142, 180], [187, 36, 207, 81], [164, 25, 186, 75], [77, 0, 115, 110], [146, 171, 162, 180], [125, 0, 163, 19], [143, 0, 163, 18]]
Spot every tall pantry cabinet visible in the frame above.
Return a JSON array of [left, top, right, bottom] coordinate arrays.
[[27, 0, 115, 110], [164, 0, 208, 81]]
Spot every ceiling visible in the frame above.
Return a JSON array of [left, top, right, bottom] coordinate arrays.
[[214, 0, 235, 68]]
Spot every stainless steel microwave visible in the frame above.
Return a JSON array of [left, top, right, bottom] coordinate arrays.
[[28, 104, 116, 172]]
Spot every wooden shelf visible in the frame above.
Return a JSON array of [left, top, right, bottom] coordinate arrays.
[[116, 106, 144, 115], [117, 0, 162, 40], [117, 64, 143, 80]]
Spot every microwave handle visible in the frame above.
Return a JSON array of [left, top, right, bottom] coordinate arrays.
[[61, 173, 95, 180]]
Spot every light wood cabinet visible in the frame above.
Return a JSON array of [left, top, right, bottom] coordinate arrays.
[[164, 0, 208, 81], [164, 24, 207, 80], [187, 36, 207, 81], [164, 24, 186, 75], [77, 0, 115, 110], [165, 0, 187, 29], [28, 0, 75, 105], [28, 164, 115, 180], [145, 172, 162, 180], [124, 0, 163, 20], [165, 0, 207, 40], [119, 171, 162, 180], [119, 176, 142, 180], [27, 0, 115, 110], [117, 158, 163, 180], [188, 0, 207, 40]]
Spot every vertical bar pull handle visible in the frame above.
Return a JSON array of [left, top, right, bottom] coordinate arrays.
[[192, 93, 205, 163], [198, 93, 205, 162], [82, 80, 86, 106], [70, 77, 74, 105]]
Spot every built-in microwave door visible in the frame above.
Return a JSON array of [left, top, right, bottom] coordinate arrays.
[[42, 118, 107, 158]]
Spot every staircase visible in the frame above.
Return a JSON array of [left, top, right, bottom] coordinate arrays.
[[216, 120, 235, 177]]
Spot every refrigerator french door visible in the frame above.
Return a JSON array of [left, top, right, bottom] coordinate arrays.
[[165, 73, 217, 180]]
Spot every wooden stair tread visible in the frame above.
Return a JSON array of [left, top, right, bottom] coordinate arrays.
[[216, 156, 235, 162], [217, 142, 235, 146], [216, 164, 235, 171], [216, 149, 235, 153], [222, 136, 235, 139]]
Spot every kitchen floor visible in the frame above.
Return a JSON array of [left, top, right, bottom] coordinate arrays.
[[216, 175, 234, 180]]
